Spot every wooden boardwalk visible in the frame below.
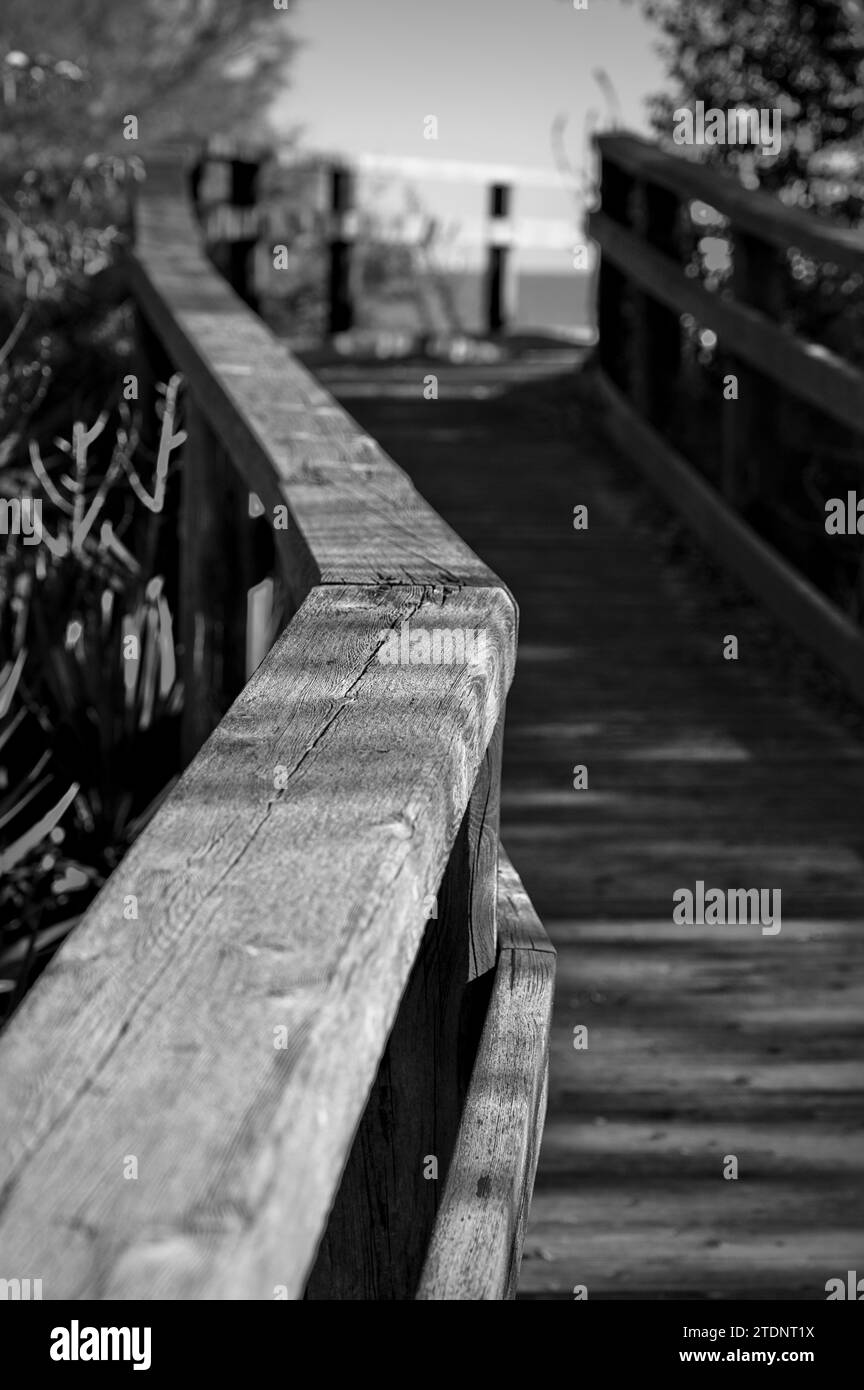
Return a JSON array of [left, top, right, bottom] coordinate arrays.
[[312, 348, 864, 1301]]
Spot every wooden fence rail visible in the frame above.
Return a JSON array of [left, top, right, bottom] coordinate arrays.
[[0, 158, 554, 1300], [589, 132, 864, 703]]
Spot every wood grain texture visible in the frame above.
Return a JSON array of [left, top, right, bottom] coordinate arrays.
[[597, 133, 864, 274], [0, 583, 514, 1300], [0, 161, 532, 1302], [129, 160, 505, 601], [590, 210, 864, 438], [416, 846, 555, 1301]]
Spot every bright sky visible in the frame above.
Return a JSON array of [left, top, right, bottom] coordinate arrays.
[[269, 0, 667, 269]]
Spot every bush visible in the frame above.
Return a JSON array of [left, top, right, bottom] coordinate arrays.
[[0, 158, 184, 1023]]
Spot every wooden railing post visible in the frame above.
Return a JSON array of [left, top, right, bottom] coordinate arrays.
[[193, 142, 262, 311], [595, 157, 632, 390], [226, 151, 261, 312], [179, 396, 254, 764], [327, 163, 356, 335], [485, 182, 513, 336], [631, 180, 681, 430], [722, 234, 785, 511]]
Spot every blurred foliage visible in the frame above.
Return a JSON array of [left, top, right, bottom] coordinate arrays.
[[0, 158, 185, 1023], [641, 0, 864, 217], [0, 156, 139, 441], [639, 0, 864, 348], [0, 0, 298, 166], [634, 0, 864, 350]]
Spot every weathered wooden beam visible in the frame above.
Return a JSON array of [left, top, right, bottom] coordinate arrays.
[[0, 584, 515, 1300], [129, 162, 505, 599], [0, 154, 547, 1305]]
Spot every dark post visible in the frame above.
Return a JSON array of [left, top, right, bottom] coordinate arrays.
[[485, 182, 512, 336], [721, 233, 785, 511], [192, 141, 261, 311], [631, 180, 681, 431], [327, 163, 356, 335], [595, 157, 631, 390], [226, 152, 261, 312]]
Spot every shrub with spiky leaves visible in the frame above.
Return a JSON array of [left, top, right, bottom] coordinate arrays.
[[0, 160, 186, 1023]]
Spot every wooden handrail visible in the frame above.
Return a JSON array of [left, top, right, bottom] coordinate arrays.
[[598, 133, 864, 273], [591, 208, 864, 437], [131, 162, 506, 598], [0, 588, 513, 1297], [589, 132, 864, 704], [0, 155, 551, 1301]]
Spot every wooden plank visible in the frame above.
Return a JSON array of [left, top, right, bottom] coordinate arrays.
[[590, 366, 864, 704], [0, 583, 515, 1300], [129, 161, 505, 602], [416, 846, 555, 1301], [597, 133, 864, 274], [591, 210, 864, 437], [524, 913, 864, 1300]]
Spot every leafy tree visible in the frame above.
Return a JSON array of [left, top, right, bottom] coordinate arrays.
[[640, 0, 864, 220], [0, 0, 298, 166]]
